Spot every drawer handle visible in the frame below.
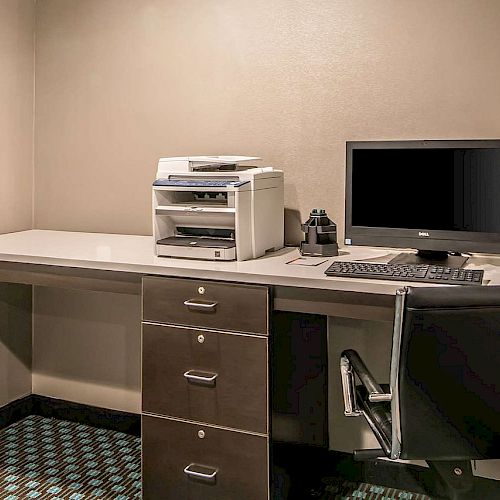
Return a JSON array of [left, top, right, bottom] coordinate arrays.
[[184, 463, 218, 481], [183, 299, 218, 312], [184, 370, 218, 386]]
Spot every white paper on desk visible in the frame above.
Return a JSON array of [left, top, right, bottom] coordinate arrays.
[[286, 257, 328, 266], [466, 263, 497, 285]]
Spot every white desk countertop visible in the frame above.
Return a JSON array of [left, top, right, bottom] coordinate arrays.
[[0, 230, 498, 294]]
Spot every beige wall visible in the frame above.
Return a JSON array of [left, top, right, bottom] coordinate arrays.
[[32, 287, 141, 413], [34, 0, 500, 241], [0, 0, 34, 234]]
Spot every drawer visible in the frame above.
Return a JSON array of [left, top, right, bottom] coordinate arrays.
[[142, 415, 268, 500], [142, 276, 268, 335], [142, 323, 268, 434]]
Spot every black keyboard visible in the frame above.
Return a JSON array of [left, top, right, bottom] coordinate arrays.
[[325, 261, 484, 285]]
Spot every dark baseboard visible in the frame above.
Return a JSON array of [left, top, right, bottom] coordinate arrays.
[[1, 394, 140, 437], [31, 395, 141, 437], [0, 395, 33, 431]]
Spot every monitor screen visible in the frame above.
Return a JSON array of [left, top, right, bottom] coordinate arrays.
[[345, 140, 500, 258]]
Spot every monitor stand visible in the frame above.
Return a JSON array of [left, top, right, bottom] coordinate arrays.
[[388, 250, 469, 268]]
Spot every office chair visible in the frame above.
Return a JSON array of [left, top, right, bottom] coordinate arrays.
[[340, 286, 500, 500]]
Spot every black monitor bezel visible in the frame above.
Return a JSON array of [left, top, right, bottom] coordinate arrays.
[[345, 139, 500, 254]]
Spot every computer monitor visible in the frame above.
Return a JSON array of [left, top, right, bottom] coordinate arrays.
[[345, 140, 500, 267]]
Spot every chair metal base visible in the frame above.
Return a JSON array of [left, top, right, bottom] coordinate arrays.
[[427, 460, 474, 500], [427, 460, 500, 500], [353, 448, 384, 461]]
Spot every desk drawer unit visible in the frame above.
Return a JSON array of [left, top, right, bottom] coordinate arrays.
[[142, 276, 268, 335], [142, 415, 268, 500], [143, 324, 268, 434], [141, 276, 270, 499]]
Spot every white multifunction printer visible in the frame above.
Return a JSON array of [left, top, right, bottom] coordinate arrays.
[[152, 156, 284, 261]]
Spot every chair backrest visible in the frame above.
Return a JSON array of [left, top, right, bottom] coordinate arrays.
[[393, 286, 500, 461]]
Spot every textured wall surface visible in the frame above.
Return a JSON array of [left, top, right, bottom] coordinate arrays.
[[0, 0, 34, 234], [34, 0, 500, 241], [32, 287, 141, 413]]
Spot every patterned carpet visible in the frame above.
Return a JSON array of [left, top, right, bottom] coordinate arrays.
[[0, 415, 141, 499], [0, 415, 433, 499]]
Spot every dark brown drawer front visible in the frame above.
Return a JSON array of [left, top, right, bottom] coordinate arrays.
[[142, 277, 268, 334], [142, 415, 268, 500], [142, 324, 268, 434]]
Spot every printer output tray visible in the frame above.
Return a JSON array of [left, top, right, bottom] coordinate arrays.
[[157, 236, 235, 249], [156, 236, 236, 260]]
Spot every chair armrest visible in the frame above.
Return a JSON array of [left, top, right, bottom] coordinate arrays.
[[340, 352, 362, 416], [341, 349, 391, 403], [340, 350, 394, 459]]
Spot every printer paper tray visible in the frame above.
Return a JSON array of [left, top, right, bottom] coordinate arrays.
[[156, 236, 236, 260]]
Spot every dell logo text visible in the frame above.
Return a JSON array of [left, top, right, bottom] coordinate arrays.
[[418, 232, 430, 237]]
